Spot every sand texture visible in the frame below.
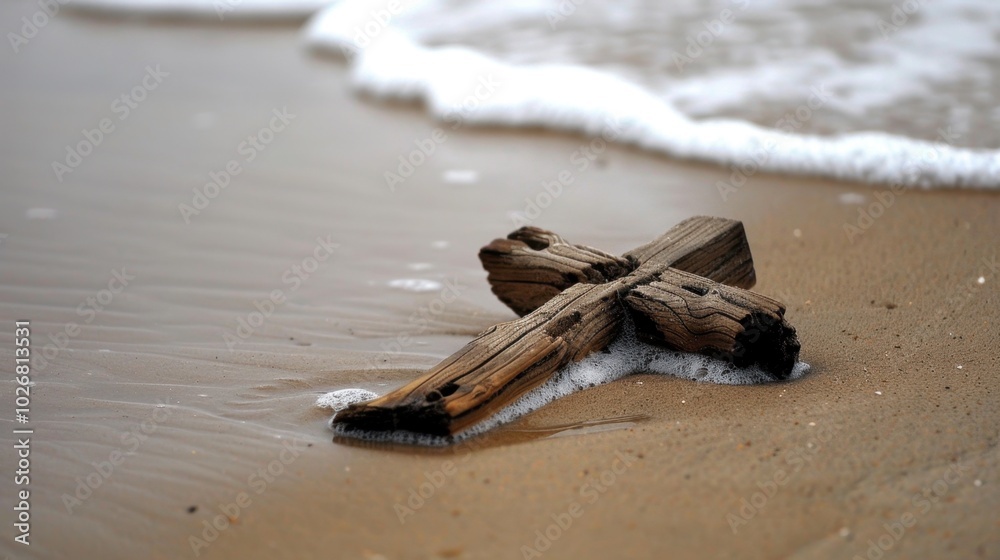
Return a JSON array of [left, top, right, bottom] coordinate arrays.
[[0, 6, 997, 560]]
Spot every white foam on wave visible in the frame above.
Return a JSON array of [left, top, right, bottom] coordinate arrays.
[[656, 0, 1000, 120], [304, 0, 1000, 189], [320, 320, 810, 446], [67, 0, 1000, 187]]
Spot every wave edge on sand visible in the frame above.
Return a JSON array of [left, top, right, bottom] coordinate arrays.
[[69, 0, 1000, 189]]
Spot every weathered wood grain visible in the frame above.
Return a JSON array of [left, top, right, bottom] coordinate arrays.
[[625, 216, 757, 290], [333, 216, 799, 438], [479, 216, 757, 316], [624, 268, 799, 376], [478, 227, 634, 316], [334, 282, 625, 436]]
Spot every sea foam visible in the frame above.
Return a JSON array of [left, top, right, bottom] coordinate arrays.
[[318, 320, 810, 446], [316, 388, 379, 411], [68, 0, 1000, 189], [303, 0, 1000, 189]]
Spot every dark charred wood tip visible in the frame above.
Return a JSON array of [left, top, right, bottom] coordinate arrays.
[[333, 402, 453, 438], [732, 314, 801, 379]]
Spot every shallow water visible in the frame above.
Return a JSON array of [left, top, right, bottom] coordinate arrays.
[[67, 0, 1000, 187], [305, 0, 1000, 187], [0, 10, 725, 555], [3, 2, 998, 559]]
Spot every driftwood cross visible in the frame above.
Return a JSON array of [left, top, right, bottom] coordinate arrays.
[[335, 217, 799, 438]]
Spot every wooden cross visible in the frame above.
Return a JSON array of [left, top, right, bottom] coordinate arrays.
[[334, 216, 799, 438]]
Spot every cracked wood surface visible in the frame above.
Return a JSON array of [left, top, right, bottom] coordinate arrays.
[[333, 216, 799, 438]]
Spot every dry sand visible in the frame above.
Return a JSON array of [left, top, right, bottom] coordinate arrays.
[[0, 5, 997, 560]]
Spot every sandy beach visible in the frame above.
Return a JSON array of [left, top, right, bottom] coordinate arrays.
[[1, 3, 998, 559]]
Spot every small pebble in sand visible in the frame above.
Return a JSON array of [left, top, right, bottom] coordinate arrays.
[[808, 422, 816, 426], [192, 112, 217, 129], [978, 276, 986, 284], [839, 527, 851, 538], [838, 192, 866, 205], [956, 365, 963, 370], [974, 479, 982, 487], [26, 208, 57, 220], [875, 391, 882, 395], [442, 169, 479, 184], [388, 278, 442, 292]]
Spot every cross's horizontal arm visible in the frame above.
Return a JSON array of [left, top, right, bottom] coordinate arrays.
[[479, 216, 756, 316]]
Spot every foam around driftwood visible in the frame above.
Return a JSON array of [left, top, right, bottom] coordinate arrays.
[[318, 321, 810, 446]]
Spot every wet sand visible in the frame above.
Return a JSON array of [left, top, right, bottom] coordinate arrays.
[[1, 4, 998, 560]]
